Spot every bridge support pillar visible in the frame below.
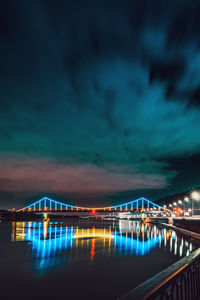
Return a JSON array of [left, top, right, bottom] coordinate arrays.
[[142, 198, 144, 212]]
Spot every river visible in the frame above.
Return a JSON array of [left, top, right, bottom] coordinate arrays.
[[0, 219, 198, 300]]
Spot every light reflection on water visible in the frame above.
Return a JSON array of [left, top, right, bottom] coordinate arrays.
[[0, 219, 197, 300], [11, 220, 195, 272]]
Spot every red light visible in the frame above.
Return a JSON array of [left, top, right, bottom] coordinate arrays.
[[91, 209, 96, 215]]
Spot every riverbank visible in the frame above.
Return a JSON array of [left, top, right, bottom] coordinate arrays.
[[173, 218, 200, 234], [158, 222, 200, 241], [119, 220, 200, 300]]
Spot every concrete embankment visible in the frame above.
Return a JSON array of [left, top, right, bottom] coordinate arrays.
[[173, 218, 200, 234], [157, 222, 200, 240]]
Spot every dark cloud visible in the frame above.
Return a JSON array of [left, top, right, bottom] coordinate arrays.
[[0, 0, 200, 207], [149, 60, 185, 85]]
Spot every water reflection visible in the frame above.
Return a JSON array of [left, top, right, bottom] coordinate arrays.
[[11, 220, 195, 271]]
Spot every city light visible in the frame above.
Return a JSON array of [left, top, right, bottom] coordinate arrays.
[[190, 191, 200, 217], [191, 191, 200, 201], [14, 194, 200, 222]]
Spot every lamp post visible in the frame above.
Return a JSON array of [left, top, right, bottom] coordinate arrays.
[[184, 197, 189, 214], [178, 200, 182, 208], [173, 202, 177, 215], [191, 191, 200, 217], [178, 200, 183, 216], [168, 204, 172, 215]]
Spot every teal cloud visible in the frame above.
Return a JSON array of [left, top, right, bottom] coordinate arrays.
[[1, 0, 200, 206]]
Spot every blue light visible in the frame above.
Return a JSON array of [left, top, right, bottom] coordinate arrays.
[[22, 222, 164, 260], [18, 196, 163, 212], [24, 222, 75, 259], [114, 232, 163, 256]]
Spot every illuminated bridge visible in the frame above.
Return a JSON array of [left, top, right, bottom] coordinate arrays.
[[16, 196, 167, 213]]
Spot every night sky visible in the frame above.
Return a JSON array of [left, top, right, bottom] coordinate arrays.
[[1, 0, 200, 209]]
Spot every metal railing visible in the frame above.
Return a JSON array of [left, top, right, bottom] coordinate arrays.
[[119, 248, 200, 300]]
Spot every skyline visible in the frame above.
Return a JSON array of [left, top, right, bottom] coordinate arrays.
[[1, 0, 200, 208]]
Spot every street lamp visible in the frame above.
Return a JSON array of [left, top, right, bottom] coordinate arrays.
[[184, 197, 189, 213], [177, 200, 183, 216], [191, 191, 200, 217], [178, 200, 182, 209], [172, 202, 177, 215]]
